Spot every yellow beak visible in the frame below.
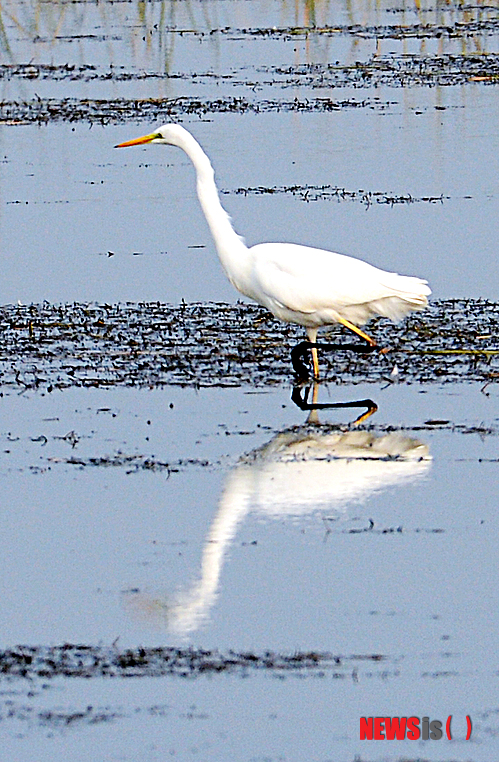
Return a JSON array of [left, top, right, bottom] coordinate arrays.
[[115, 132, 159, 148]]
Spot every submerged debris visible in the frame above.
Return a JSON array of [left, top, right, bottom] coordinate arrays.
[[0, 644, 384, 680], [265, 55, 499, 88], [3, 52, 499, 126], [47, 454, 210, 473], [3, 54, 499, 90], [224, 183, 449, 206], [0, 95, 386, 125], [0, 299, 497, 392], [210, 21, 499, 41]]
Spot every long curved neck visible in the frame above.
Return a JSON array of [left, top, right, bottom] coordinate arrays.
[[174, 131, 251, 291]]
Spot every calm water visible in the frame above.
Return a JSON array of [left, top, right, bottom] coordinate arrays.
[[1, 1, 499, 304], [0, 1, 498, 760], [0, 382, 498, 760]]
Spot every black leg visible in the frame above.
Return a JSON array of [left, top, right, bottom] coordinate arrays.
[[291, 340, 377, 379]]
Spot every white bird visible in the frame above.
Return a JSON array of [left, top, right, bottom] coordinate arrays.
[[116, 124, 431, 377]]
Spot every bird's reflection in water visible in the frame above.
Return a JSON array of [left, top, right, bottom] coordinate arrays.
[[128, 387, 431, 635], [291, 381, 378, 425]]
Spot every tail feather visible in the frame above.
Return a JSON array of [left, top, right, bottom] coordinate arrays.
[[375, 274, 431, 320], [340, 276, 431, 325], [367, 294, 428, 322]]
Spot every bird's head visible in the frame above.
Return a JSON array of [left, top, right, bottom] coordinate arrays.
[[115, 123, 189, 149]]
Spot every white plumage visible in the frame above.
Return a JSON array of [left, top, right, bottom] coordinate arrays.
[[116, 124, 431, 375]]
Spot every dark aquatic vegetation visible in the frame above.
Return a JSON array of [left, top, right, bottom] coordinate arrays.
[[0, 94, 389, 125], [226, 183, 450, 206], [0, 643, 385, 680], [0, 299, 497, 392]]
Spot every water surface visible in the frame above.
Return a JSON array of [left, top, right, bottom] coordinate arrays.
[[0, 2, 498, 760]]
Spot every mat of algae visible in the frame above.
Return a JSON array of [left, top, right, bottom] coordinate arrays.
[[4, 31, 499, 125], [0, 644, 383, 680], [4, 53, 499, 89], [0, 299, 497, 392]]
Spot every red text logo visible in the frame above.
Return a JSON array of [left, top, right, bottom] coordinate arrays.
[[360, 715, 472, 741]]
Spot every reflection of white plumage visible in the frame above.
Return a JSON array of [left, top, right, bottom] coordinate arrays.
[[242, 429, 431, 515], [128, 426, 431, 635], [116, 124, 431, 376]]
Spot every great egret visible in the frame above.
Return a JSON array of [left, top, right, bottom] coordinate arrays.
[[116, 124, 431, 377]]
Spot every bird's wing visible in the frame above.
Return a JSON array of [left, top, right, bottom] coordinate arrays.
[[250, 243, 401, 314]]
